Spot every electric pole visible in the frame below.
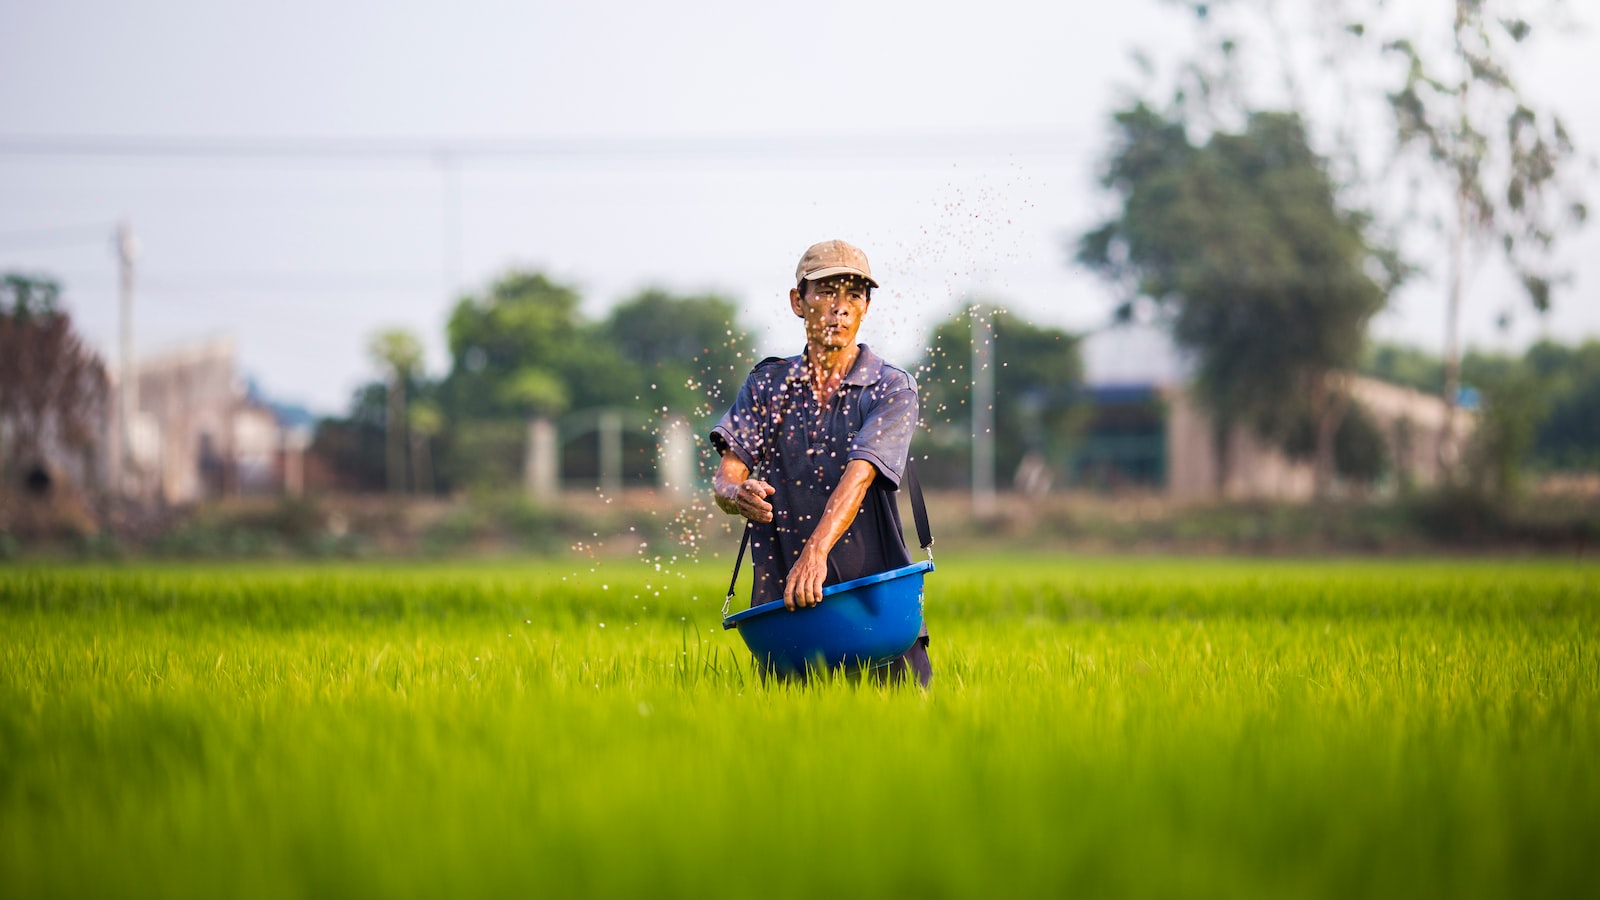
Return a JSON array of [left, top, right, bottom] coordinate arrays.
[[599, 409, 622, 496], [971, 304, 996, 519], [115, 219, 139, 501]]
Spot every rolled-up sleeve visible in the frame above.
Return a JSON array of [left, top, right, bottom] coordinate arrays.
[[709, 374, 765, 471], [848, 384, 918, 489]]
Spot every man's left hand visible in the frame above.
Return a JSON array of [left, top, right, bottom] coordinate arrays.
[[783, 547, 829, 610]]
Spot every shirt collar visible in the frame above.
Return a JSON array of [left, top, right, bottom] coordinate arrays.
[[842, 344, 884, 387], [789, 344, 884, 388]]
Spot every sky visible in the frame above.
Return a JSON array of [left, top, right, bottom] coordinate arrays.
[[2, 0, 1597, 414]]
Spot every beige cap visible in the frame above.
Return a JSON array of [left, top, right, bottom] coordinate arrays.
[[795, 239, 878, 288]]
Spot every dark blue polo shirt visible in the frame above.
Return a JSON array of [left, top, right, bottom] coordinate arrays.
[[710, 344, 920, 608]]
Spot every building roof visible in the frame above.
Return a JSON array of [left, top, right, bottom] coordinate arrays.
[[1080, 323, 1192, 388]]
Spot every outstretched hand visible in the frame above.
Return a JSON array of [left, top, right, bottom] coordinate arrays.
[[719, 478, 775, 523]]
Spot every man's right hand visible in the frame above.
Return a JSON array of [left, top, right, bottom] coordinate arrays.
[[720, 478, 776, 522], [713, 451, 777, 522]]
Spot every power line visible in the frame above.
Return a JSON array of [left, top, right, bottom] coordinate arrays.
[[0, 130, 1095, 166], [0, 222, 115, 251], [0, 270, 444, 295], [139, 273, 442, 293]]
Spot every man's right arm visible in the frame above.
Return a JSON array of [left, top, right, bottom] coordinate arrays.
[[712, 452, 776, 523]]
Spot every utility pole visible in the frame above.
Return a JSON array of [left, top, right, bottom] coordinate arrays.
[[971, 304, 996, 519], [524, 416, 558, 501], [115, 220, 139, 501], [599, 409, 623, 496]]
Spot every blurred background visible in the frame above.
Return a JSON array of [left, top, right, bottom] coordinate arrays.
[[2, 0, 1597, 558]]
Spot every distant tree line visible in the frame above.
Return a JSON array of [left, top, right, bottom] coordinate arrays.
[[310, 274, 758, 494], [0, 275, 109, 497], [309, 256, 1600, 502], [1363, 339, 1600, 486], [1074, 0, 1587, 500], [309, 271, 1095, 497], [910, 306, 1085, 490]]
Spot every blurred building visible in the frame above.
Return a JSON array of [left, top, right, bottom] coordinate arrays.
[[110, 338, 311, 505], [1073, 325, 1471, 500]]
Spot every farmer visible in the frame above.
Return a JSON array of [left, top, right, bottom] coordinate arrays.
[[710, 239, 930, 686]]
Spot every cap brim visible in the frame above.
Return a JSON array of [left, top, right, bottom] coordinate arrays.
[[802, 266, 879, 288]]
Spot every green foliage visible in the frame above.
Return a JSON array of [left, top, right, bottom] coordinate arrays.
[[367, 328, 427, 494], [438, 419, 526, 491], [600, 289, 751, 419], [1079, 104, 1395, 488], [1526, 340, 1600, 471], [419, 493, 585, 556], [309, 378, 432, 492], [442, 272, 589, 420], [1, 272, 61, 315], [366, 329, 424, 380], [1282, 400, 1390, 485], [316, 272, 756, 494], [915, 305, 1085, 486], [1465, 361, 1550, 499], [1362, 337, 1600, 475], [0, 272, 110, 483], [2, 560, 1597, 898], [1383, 2, 1583, 316], [148, 497, 353, 559], [1331, 401, 1390, 484], [1361, 341, 1443, 395]]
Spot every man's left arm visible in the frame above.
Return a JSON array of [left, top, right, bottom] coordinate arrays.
[[782, 459, 876, 610], [785, 380, 918, 610]]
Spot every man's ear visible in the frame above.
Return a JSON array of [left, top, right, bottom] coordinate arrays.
[[789, 286, 805, 318]]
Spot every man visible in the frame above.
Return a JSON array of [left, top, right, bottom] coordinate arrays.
[[710, 239, 930, 685]]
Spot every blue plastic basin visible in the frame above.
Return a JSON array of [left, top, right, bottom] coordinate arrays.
[[722, 560, 933, 676]]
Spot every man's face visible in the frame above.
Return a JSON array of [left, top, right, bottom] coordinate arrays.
[[790, 275, 871, 351]]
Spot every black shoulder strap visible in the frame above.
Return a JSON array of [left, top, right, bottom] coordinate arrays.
[[722, 459, 933, 615], [902, 458, 934, 556], [723, 522, 753, 611]]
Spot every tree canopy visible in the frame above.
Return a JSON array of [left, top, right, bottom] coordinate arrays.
[[1079, 103, 1397, 493], [0, 274, 110, 488], [1364, 337, 1600, 478], [915, 305, 1084, 487], [315, 271, 757, 493], [599, 288, 751, 419], [441, 272, 592, 420]]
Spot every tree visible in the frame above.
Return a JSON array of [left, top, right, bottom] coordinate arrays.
[[1361, 336, 1600, 480], [367, 328, 424, 494], [441, 272, 586, 421], [1361, 340, 1445, 394], [601, 288, 754, 419], [409, 399, 442, 496], [1381, 1, 1586, 431], [1281, 399, 1390, 488], [435, 272, 764, 491], [1527, 340, 1600, 471], [915, 304, 1085, 489], [1153, 0, 1587, 469], [308, 382, 389, 493], [0, 274, 110, 495], [1464, 360, 1548, 499], [1079, 105, 1398, 497], [438, 272, 607, 491]]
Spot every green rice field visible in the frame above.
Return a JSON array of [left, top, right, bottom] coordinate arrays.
[[2, 556, 1596, 898]]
